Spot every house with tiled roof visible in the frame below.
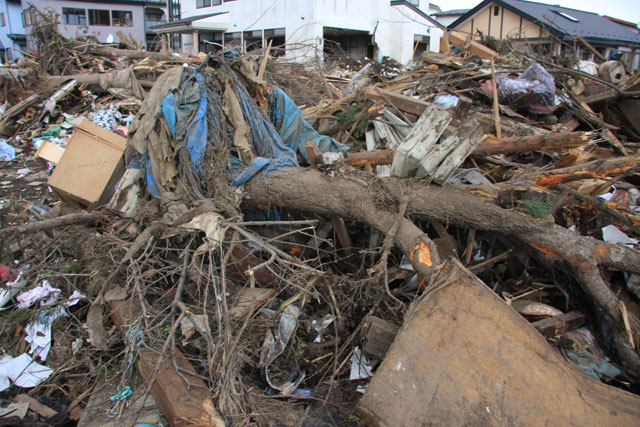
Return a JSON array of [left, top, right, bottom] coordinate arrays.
[[448, 0, 640, 70]]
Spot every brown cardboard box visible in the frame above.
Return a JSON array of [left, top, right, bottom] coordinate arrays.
[[34, 140, 66, 168], [47, 119, 126, 207]]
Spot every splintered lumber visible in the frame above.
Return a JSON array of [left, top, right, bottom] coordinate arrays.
[[617, 82, 640, 136], [242, 168, 640, 377], [474, 132, 592, 155], [0, 94, 42, 128], [448, 30, 498, 58], [420, 116, 484, 183], [362, 87, 430, 117], [110, 299, 225, 427], [531, 311, 586, 337], [14, 395, 57, 418], [357, 259, 640, 425], [391, 103, 452, 177]]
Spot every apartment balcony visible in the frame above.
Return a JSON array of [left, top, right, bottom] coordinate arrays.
[[145, 0, 168, 6]]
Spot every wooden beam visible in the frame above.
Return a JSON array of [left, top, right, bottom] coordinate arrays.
[[362, 87, 430, 117], [448, 30, 498, 58], [531, 311, 586, 337], [109, 299, 225, 427]]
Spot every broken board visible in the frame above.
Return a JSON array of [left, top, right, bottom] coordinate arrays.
[[391, 103, 452, 178], [357, 259, 640, 426]]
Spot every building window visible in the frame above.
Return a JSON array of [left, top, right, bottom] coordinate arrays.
[[1, 13, 5, 27], [197, 0, 221, 7], [88, 9, 110, 26], [112, 10, 133, 27], [264, 28, 285, 57], [22, 7, 37, 27], [224, 31, 242, 47], [494, 6, 500, 16], [63, 8, 86, 25]]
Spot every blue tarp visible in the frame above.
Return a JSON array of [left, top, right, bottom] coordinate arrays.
[[161, 70, 208, 175], [268, 86, 349, 164]]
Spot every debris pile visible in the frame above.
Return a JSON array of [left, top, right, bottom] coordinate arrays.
[[1, 18, 640, 425]]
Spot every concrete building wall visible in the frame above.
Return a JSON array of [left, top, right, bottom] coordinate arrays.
[[22, 0, 147, 45], [180, 0, 441, 64], [0, 0, 25, 60]]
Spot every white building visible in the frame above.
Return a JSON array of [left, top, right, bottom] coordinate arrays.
[[153, 0, 444, 64], [21, 0, 167, 50]]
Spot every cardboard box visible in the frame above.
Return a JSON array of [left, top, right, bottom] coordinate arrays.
[[47, 119, 126, 207], [34, 141, 66, 168]]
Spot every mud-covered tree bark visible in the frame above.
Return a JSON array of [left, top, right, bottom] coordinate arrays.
[[243, 168, 640, 378]]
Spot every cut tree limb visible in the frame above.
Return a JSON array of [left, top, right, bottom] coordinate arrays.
[[474, 132, 592, 155], [0, 213, 101, 237], [242, 168, 640, 378]]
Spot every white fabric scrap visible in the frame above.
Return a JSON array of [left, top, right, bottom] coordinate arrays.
[[602, 225, 638, 248], [65, 290, 86, 307], [311, 314, 334, 343], [350, 346, 374, 380], [0, 353, 53, 389], [16, 280, 61, 309]]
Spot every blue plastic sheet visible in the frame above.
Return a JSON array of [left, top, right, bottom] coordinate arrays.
[[267, 86, 349, 164]]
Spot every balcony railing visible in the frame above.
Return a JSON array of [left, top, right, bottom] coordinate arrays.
[[145, 20, 167, 31]]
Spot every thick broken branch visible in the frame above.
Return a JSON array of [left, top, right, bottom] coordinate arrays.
[[242, 168, 640, 377], [475, 132, 592, 155], [0, 213, 101, 237]]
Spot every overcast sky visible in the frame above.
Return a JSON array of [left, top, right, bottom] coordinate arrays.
[[438, 0, 640, 25]]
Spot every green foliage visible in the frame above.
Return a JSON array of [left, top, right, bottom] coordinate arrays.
[[516, 194, 554, 218], [336, 104, 360, 122]]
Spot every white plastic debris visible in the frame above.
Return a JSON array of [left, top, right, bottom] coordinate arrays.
[[350, 346, 374, 380], [0, 140, 16, 161], [433, 94, 459, 109], [0, 270, 28, 310], [602, 224, 638, 248], [0, 353, 53, 390], [16, 280, 61, 309], [311, 314, 334, 343]]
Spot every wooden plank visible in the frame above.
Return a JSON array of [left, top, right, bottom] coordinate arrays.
[[14, 395, 57, 418], [34, 141, 65, 167], [531, 311, 586, 337], [391, 104, 452, 178], [109, 299, 225, 427], [361, 316, 400, 359], [578, 89, 617, 104], [617, 82, 640, 135], [448, 30, 497, 58], [429, 117, 483, 183], [357, 259, 640, 426], [229, 287, 275, 320], [362, 87, 430, 117]]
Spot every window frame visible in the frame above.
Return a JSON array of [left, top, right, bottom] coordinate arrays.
[[1, 13, 6, 27], [196, 0, 211, 8], [88, 9, 110, 26], [112, 10, 133, 27], [62, 8, 87, 26], [494, 6, 500, 16]]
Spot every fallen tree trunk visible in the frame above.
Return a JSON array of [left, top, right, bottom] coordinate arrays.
[[474, 131, 592, 155], [46, 74, 155, 90], [71, 43, 192, 63], [243, 167, 640, 378]]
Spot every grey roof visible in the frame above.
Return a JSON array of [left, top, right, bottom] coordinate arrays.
[[450, 0, 640, 45]]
